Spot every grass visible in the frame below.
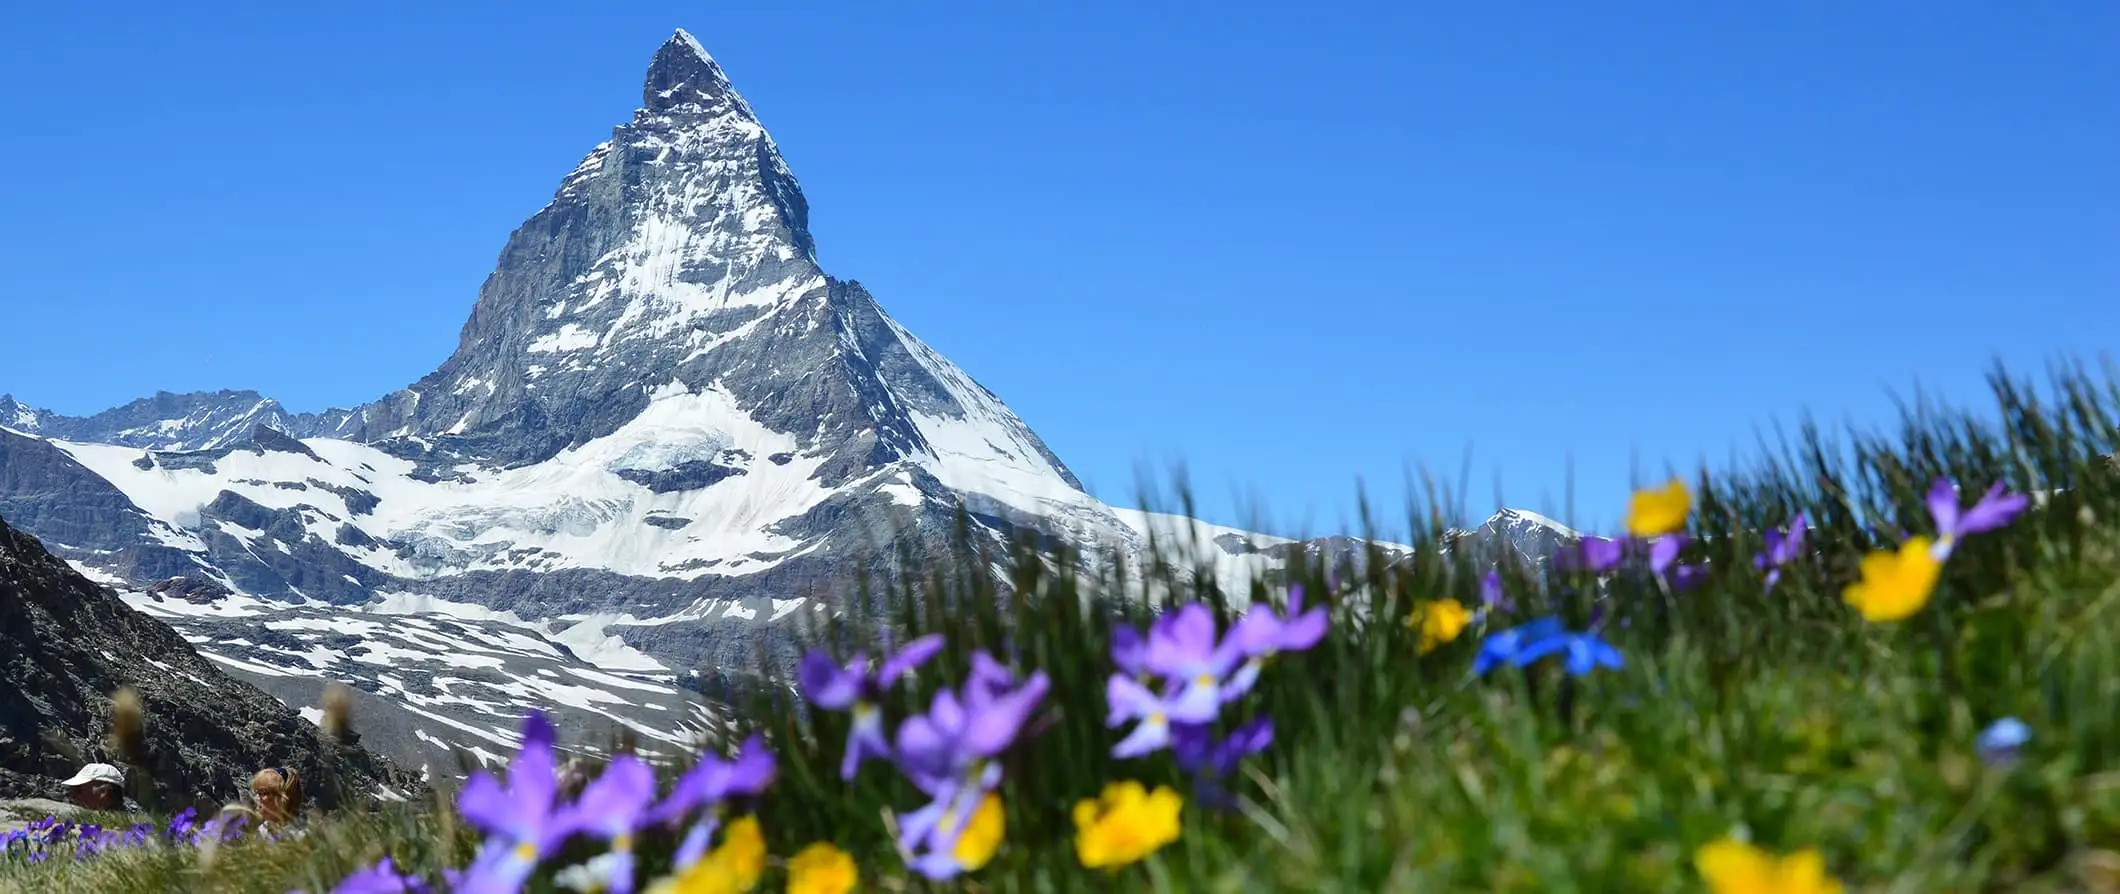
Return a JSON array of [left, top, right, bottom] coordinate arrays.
[[7, 359, 2120, 892]]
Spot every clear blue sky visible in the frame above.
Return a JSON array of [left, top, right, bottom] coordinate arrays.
[[0, 2, 2112, 537]]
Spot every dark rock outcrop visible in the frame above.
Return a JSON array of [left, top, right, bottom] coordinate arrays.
[[0, 513, 417, 807]]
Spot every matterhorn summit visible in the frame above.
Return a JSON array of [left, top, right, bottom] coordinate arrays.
[[0, 30, 1371, 769]]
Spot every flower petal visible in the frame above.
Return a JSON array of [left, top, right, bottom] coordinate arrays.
[[558, 754, 656, 841], [1106, 674, 1164, 727], [798, 651, 862, 710], [1958, 482, 2029, 535], [1113, 714, 1172, 758], [963, 672, 1049, 757], [1110, 624, 1148, 678], [1147, 604, 1220, 676], [1649, 535, 1685, 574], [877, 635, 946, 688], [1927, 478, 1963, 536]]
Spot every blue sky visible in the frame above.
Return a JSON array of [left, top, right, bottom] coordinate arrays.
[[0, 2, 2112, 536]]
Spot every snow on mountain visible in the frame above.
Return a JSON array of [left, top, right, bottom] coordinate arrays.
[[98, 571, 720, 776], [1, 391, 359, 452], [1442, 507, 1581, 567], [0, 29, 1538, 768]]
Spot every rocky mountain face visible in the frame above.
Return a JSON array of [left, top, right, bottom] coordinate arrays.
[[1444, 508, 1580, 567], [0, 514, 415, 806], [0, 30, 1579, 772]]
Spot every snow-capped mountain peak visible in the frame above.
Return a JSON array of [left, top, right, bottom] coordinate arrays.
[[646, 28, 758, 120], [0, 28, 1365, 773]]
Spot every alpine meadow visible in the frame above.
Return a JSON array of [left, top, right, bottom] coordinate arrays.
[[3, 11, 2117, 894]]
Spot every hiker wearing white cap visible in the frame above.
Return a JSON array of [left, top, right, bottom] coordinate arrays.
[[60, 763, 141, 813]]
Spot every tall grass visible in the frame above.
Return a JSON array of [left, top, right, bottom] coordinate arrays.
[[7, 359, 2120, 892]]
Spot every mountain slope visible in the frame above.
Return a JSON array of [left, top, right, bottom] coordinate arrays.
[[0, 29, 1579, 768], [0, 513, 413, 805]]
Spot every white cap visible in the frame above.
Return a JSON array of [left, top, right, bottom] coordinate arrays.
[[61, 763, 125, 787]]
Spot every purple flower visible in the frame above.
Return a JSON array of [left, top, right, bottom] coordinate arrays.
[[886, 657, 1047, 880], [1170, 716, 1275, 811], [1928, 478, 2030, 559], [454, 712, 570, 894], [1562, 536, 1628, 574], [1143, 604, 1250, 721], [892, 777, 996, 880], [1110, 624, 1149, 680], [1648, 535, 1707, 592], [798, 633, 945, 781], [323, 857, 432, 894], [550, 754, 657, 894], [893, 662, 1048, 796], [648, 734, 775, 870], [1174, 716, 1274, 779], [1479, 569, 1513, 613], [1104, 674, 1181, 758], [1754, 514, 1808, 592], [1219, 587, 1329, 700], [966, 650, 1020, 703]]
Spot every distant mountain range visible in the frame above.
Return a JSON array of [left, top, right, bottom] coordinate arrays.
[[0, 30, 1576, 774]]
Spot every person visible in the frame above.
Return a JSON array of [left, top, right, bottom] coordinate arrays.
[[249, 766, 306, 833], [60, 763, 141, 813]]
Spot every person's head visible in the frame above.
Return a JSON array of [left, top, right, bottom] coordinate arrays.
[[249, 767, 304, 824], [61, 763, 126, 811]]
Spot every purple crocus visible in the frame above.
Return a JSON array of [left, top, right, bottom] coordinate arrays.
[[798, 633, 945, 781], [551, 754, 657, 894], [454, 712, 571, 894], [649, 734, 776, 870], [1928, 478, 2030, 559], [1754, 514, 1808, 592]]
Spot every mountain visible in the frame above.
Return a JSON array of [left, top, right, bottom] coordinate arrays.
[[1443, 508, 1580, 566], [0, 29, 1576, 770], [0, 512, 414, 806], [0, 391, 358, 452]]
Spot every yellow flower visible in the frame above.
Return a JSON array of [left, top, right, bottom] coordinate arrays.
[[1625, 477, 1692, 537], [786, 842, 857, 894], [1694, 837, 1844, 894], [1842, 536, 1942, 622], [1073, 780, 1184, 870], [1406, 598, 1472, 654], [951, 793, 1006, 871], [644, 815, 768, 894]]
